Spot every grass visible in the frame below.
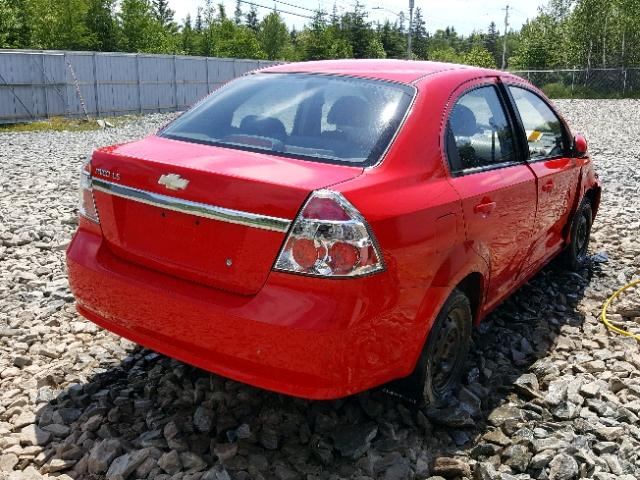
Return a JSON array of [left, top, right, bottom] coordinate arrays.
[[0, 115, 138, 133]]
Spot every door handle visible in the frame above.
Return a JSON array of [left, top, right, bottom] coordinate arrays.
[[474, 200, 497, 215], [542, 180, 554, 192]]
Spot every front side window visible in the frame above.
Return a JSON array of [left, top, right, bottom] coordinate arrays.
[[161, 73, 414, 166], [509, 86, 566, 161], [446, 86, 516, 173]]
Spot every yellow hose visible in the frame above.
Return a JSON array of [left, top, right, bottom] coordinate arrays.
[[601, 279, 640, 341]]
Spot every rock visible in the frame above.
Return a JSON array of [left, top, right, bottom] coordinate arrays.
[[42, 423, 70, 437], [579, 381, 601, 398], [213, 443, 238, 462], [474, 462, 499, 480], [180, 452, 206, 472], [202, 465, 232, 480], [88, 439, 123, 474], [595, 426, 624, 441], [530, 450, 555, 469], [274, 464, 299, 480], [0, 454, 19, 472], [502, 444, 531, 472], [13, 356, 32, 368], [487, 405, 524, 427], [13, 411, 36, 429], [548, 453, 579, 480], [259, 428, 279, 450], [482, 429, 512, 447], [43, 458, 75, 473], [383, 456, 411, 480], [545, 380, 568, 406], [19, 425, 51, 447], [158, 450, 181, 474], [193, 406, 214, 433], [513, 373, 542, 398], [427, 406, 475, 428], [106, 450, 149, 479], [332, 423, 378, 459], [432, 457, 471, 478]]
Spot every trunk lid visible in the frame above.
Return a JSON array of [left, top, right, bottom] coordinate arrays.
[[91, 135, 363, 295]]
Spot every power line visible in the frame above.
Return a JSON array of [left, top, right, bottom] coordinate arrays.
[[238, 0, 315, 19], [273, 0, 316, 13]]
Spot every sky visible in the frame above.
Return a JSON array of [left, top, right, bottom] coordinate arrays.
[[167, 0, 546, 35]]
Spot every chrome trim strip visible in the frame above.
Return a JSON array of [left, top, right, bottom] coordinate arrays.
[[92, 178, 292, 233]]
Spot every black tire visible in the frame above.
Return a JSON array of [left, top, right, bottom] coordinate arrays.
[[404, 289, 472, 407], [561, 199, 593, 270]]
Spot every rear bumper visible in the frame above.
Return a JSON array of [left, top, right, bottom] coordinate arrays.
[[66, 228, 443, 399]]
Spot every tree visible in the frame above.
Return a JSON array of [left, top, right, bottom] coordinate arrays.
[[119, 0, 172, 53], [152, 0, 175, 29], [181, 14, 197, 55], [245, 5, 259, 32], [259, 11, 289, 60], [411, 7, 428, 59], [86, 0, 119, 51], [378, 20, 406, 59], [485, 21, 500, 66], [0, 0, 18, 48], [341, 2, 375, 58], [463, 44, 497, 68], [510, 13, 563, 69], [234, 0, 243, 25], [297, 9, 352, 60]]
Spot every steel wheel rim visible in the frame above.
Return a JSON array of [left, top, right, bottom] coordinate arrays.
[[430, 306, 466, 397], [576, 211, 589, 259]]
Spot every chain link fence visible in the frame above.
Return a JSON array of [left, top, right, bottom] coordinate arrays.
[[510, 68, 640, 99]]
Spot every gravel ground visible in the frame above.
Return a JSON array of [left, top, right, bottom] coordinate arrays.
[[1, 100, 639, 480]]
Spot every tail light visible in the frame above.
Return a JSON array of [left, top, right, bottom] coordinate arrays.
[[274, 190, 384, 277], [78, 156, 99, 223]]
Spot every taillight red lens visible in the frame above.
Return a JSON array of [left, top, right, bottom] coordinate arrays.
[[302, 197, 350, 221], [291, 238, 321, 269], [274, 190, 383, 277], [328, 242, 359, 274]]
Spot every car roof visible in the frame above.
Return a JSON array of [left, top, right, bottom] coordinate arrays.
[[260, 59, 507, 84]]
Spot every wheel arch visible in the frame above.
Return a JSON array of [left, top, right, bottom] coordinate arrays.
[[404, 247, 489, 375]]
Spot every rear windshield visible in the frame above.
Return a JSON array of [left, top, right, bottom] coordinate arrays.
[[160, 73, 414, 166]]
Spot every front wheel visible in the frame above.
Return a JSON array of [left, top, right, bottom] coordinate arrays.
[[561, 199, 593, 270], [408, 289, 472, 407]]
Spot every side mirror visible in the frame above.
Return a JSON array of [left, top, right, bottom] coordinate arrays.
[[573, 134, 588, 158]]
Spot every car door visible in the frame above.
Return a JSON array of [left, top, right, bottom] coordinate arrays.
[[505, 84, 579, 274], [444, 79, 537, 310]]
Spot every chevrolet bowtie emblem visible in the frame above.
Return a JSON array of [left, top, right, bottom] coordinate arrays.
[[158, 173, 189, 191]]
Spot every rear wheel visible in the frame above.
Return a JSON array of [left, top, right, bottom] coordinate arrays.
[[406, 289, 472, 407], [561, 199, 593, 270]]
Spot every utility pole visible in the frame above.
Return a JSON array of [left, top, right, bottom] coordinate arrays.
[[407, 0, 414, 59], [501, 4, 509, 69]]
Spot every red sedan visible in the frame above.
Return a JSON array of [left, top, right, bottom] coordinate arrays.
[[67, 60, 600, 405]]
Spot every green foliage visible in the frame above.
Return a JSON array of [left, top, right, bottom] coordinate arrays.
[[87, 0, 119, 51], [463, 44, 497, 68], [411, 8, 428, 59], [119, 0, 173, 53], [0, 0, 19, 48], [429, 47, 461, 64], [259, 12, 289, 60], [1, 0, 639, 77], [541, 82, 573, 98]]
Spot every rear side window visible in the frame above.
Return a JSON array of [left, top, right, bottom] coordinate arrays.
[[160, 73, 414, 166], [446, 86, 516, 174], [509, 86, 566, 161]]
